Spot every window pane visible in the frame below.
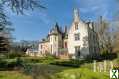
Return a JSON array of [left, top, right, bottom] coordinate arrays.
[[64, 42, 67, 48], [74, 33, 80, 41], [75, 46, 80, 56], [75, 22, 78, 30]]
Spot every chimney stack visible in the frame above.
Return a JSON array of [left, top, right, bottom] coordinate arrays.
[[64, 26, 67, 33]]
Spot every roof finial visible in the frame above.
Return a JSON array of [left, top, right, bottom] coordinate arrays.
[[73, 8, 80, 22], [73, 0, 79, 21]]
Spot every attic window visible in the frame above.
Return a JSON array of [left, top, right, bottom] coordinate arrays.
[[75, 22, 78, 30]]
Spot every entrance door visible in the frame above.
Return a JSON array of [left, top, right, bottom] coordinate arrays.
[[75, 46, 80, 57]]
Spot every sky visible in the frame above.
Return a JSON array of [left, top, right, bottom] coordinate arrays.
[[5, 0, 119, 41]]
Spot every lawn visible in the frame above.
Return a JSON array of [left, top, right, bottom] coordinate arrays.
[[0, 57, 114, 79], [0, 71, 32, 79], [53, 68, 109, 79], [0, 66, 109, 79]]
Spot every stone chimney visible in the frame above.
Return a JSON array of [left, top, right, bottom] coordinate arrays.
[[64, 26, 67, 33]]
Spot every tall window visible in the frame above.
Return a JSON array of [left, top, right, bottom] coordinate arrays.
[[50, 37, 52, 42], [55, 36, 57, 41], [41, 45, 42, 49], [64, 42, 67, 48], [74, 33, 80, 41], [75, 22, 78, 30], [51, 45, 52, 53]]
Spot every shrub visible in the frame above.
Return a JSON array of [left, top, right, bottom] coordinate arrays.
[[7, 61, 17, 69], [16, 57, 24, 67], [22, 64, 33, 75], [0, 59, 17, 70], [0, 58, 24, 70], [42, 55, 56, 64], [7, 52, 24, 59], [0, 60, 7, 70], [50, 59, 82, 67], [22, 55, 56, 64], [45, 54, 57, 59], [22, 57, 43, 63]]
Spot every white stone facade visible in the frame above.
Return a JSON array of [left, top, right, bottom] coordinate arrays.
[[38, 8, 99, 59]]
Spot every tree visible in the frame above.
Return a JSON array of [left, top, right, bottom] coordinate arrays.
[[112, 24, 119, 53], [1, 0, 45, 14], [11, 40, 39, 54], [97, 16, 113, 54], [0, 4, 12, 53], [0, 0, 45, 53]]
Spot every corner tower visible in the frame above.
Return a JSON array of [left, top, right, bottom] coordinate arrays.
[[49, 23, 63, 56]]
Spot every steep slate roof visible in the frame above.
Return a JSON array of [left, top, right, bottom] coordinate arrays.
[[39, 22, 69, 43], [49, 22, 62, 35]]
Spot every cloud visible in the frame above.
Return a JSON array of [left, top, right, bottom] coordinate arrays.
[[76, 0, 114, 20], [80, 6, 100, 13]]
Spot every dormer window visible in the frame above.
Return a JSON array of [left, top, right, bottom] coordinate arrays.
[[75, 22, 78, 30]]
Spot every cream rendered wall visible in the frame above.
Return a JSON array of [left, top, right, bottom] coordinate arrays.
[[38, 43, 42, 54], [50, 35, 58, 55], [38, 42, 50, 55], [49, 34, 62, 56], [68, 21, 89, 59], [63, 39, 68, 48]]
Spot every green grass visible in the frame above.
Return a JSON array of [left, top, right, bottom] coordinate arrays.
[[53, 68, 109, 79], [0, 63, 110, 79], [0, 71, 32, 79], [0, 57, 116, 79], [0, 67, 110, 79], [22, 62, 109, 79], [23, 64, 71, 79]]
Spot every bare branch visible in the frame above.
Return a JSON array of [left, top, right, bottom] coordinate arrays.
[[1, 0, 46, 14]]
